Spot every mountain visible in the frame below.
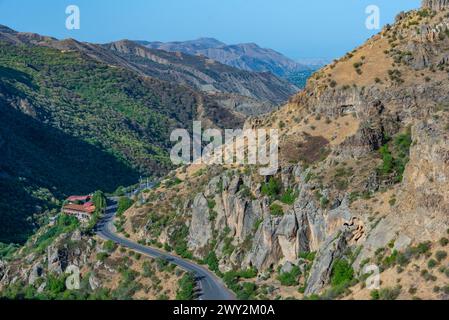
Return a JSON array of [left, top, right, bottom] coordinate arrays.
[[101, 40, 298, 106], [0, 24, 305, 244], [138, 38, 310, 78], [3, 1, 449, 301], [0, 27, 298, 108], [0, 25, 261, 243], [100, 2, 448, 300]]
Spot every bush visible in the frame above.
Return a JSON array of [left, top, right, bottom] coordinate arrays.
[[378, 286, 401, 300], [237, 282, 257, 300], [117, 197, 134, 216], [96, 252, 109, 262], [34, 215, 79, 253], [142, 261, 154, 277], [439, 238, 449, 247], [261, 177, 282, 199], [277, 266, 301, 286], [378, 129, 412, 183], [269, 204, 284, 216], [176, 273, 196, 300], [331, 259, 354, 287], [280, 189, 297, 205], [435, 251, 447, 262], [299, 251, 316, 262], [103, 240, 117, 253], [370, 290, 380, 300], [427, 259, 438, 269], [238, 268, 258, 279], [205, 251, 219, 273], [207, 199, 216, 209]]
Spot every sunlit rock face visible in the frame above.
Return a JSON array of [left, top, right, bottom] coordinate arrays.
[[422, 0, 449, 11]]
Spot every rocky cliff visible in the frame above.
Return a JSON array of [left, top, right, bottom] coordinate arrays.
[[119, 3, 449, 300], [423, 0, 449, 11], [2, 2, 449, 300]]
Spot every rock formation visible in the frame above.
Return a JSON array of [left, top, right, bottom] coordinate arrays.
[[422, 0, 449, 11]]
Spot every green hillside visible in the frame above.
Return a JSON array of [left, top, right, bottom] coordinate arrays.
[[0, 42, 202, 243]]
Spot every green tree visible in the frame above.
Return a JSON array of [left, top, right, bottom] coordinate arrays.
[[176, 273, 196, 300]]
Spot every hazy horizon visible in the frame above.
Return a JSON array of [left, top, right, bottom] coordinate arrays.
[[0, 0, 421, 61]]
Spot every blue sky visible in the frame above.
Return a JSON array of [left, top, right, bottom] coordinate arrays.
[[0, 0, 421, 60]]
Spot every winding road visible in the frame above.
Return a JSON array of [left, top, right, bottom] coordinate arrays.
[[96, 200, 235, 300]]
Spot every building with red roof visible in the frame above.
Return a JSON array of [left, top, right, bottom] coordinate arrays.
[[67, 195, 92, 203], [63, 195, 96, 222]]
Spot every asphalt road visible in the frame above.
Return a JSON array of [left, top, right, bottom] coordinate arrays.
[[96, 201, 235, 300]]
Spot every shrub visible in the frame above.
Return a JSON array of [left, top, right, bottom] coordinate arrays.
[[370, 290, 380, 300], [205, 251, 219, 273], [299, 251, 316, 262], [96, 252, 109, 262], [320, 196, 330, 208], [269, 204, 284, 216], [207, 199, 216, 209], [439, 238, 449, 247], [238, 268, 258, 279], [103, 240, 117, 253], [378, 286, 401, 300], [261, 177, 282, 199], [277, 266, 301, 286], [331, 259, 354, 287], [117, 197, 134, 216], [237, 282, 257, 300], [378, 129, 412, 183], [280, 189, 297, 205], [427, 259, 438, 269], [435, 251, 447, 262], [176, 273, 196, 300]]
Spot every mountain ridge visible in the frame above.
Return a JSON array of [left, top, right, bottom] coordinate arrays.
[[138, 38, 311, 78]]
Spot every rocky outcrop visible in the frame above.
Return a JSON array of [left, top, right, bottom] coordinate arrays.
[[0, 260, 8, 286], [28, 263, 44, 285], [355, 118, 449, 268], [47, 243, 69, 274], [422, 0, 449, 11], [185, 166, 356, 273], [243, 218, 282, 270], [304, 230, 350, 296], [188, 194, 213, 256]]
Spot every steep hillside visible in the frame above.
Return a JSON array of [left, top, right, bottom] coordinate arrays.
[[0, 32, 245, 243], [0, 216, 189, 300], [139, 38, 309, 78], [0, 25, 296, 115], [116, 2, 449, 300]]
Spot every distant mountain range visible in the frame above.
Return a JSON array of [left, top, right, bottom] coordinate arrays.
[[0, 24, 301, 243], [137, 38, 313, 78]]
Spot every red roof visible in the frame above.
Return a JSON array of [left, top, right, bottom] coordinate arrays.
[[67, 195, 91, 202], [63, 203, 96, 214]]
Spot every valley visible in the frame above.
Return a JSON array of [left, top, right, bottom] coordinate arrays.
[[1, 0, 449, 302]]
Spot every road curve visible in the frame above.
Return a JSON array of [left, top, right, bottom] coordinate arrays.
[[96, 201, 235, 301]]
